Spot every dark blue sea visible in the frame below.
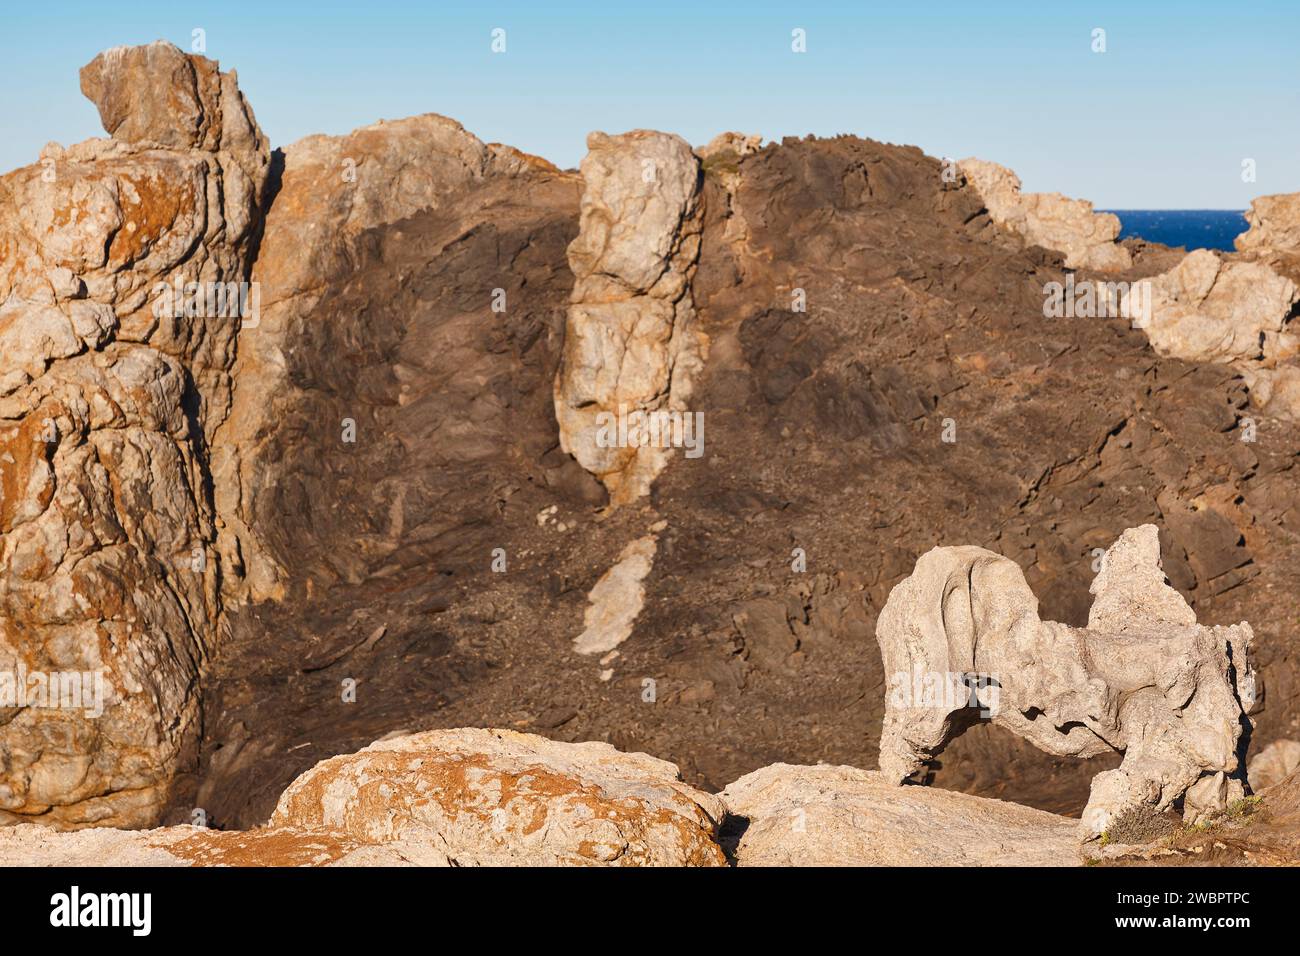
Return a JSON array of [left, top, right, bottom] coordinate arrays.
[[1101, 210, 1248, 252]]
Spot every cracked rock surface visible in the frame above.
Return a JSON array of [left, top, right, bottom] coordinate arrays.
[[0, 41, 269, 827], [554, 130, 705, 504]]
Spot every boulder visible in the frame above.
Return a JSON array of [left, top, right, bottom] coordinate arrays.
[[875, 525, 1256, 839], [720, 764, 1080, 866], [212, 112, 556, 603], [0, 730, 728, 866], [960, 158, 1131, 271], [270, 728, 728, 866], [573, 534, 658, 655]]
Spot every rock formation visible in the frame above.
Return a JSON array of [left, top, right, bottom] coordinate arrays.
[[1236, 192, 1300, 276], [1131, 250, 1297, 365], [0, 41, 269, 827], [1247, 739, 1300, 792], [6, 44, 1300, 855], [876, 525, 1256, 839], [553, 130, 705, 504], [1122, 214, 1300, 422], [573, 533, 657, 655], [212, 112, 577, 604], [960, 158, 1132, 271], [0, 728, 1089, 866]]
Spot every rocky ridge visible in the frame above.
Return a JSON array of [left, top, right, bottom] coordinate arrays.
[[3, 43, 1300, 852]]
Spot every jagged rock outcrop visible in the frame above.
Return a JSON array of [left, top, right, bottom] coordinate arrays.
[[875, 525, 1256, 839], [183, 114, 586, 828], [960, 158, 1132, 271], [720, 763, 1079, 866], [1236, 192, 1300, 277], [1131, 250, 1297, 364], [0, 42, 269, 827], [1123, 247, 1300, 421], [554, 130, 705, 504]]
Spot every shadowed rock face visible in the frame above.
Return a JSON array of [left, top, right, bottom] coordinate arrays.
[[6, 45, 1300, 837], [170, 118, 588, 826]]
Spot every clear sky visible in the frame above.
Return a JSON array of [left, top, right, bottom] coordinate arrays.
[[2, 0, 1296, 208]]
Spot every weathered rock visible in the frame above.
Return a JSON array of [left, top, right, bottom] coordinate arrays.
[[1236, 192, 1300, 278], [875, 525, 1256, 839], [1123, 249, 1299, 420], [80, 41, 263, 160], [720, 763, 1080, 866], [0, 42, 269, 827], [1130, 249, 1297, 364], [960, 158, 1132, 271], [573, 534, 657, 655], [3, 728, 729, 866], [696, 132, 762, 193], [697, 132, 762, 163], [270, 728, 728, 866], [554, 130, 705, 504], [1248, 739, 1300, 792]]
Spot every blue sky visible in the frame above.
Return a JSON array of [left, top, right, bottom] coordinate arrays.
[[2, 0, 1296, 207]]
